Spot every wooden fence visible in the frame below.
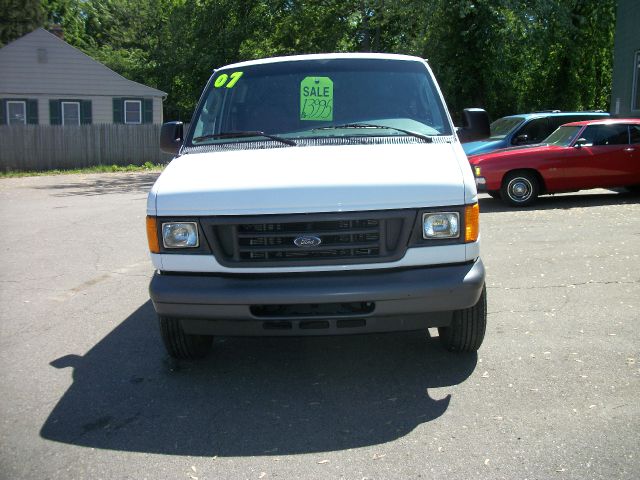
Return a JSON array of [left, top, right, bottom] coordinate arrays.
[[0, 124, 176, 171]]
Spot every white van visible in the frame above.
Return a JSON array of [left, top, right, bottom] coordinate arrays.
[[146, 53, 488, 359]]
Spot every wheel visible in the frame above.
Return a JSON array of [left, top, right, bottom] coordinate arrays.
[[438, 285, 487, 352], [500, 171, 539, 207], [487, 191, 501, 200], [158, 316, 213, 359]]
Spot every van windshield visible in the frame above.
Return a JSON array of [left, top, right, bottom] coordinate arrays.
[[189, 58, 452, 146]]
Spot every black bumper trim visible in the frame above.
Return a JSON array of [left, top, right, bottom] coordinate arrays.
[[149, 259, 485, 336]]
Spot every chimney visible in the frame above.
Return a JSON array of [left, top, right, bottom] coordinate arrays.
[[48, 24, 64, 40]]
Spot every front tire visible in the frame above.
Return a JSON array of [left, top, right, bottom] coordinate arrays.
[[501, 171, 539, 207], [438, 285, 487, 352], [159, 316, 213, 359]]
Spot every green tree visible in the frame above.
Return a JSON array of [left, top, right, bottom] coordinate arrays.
[[413, 0, 615, 121], [524, 0, 615, 112], [0, 0, 43, 47], [40, 0, 93, 49], [2, 0, 616, 125], [238, 0, 359, 59]]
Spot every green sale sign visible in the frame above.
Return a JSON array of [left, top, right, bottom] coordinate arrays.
[[300, 76, 333, 121]]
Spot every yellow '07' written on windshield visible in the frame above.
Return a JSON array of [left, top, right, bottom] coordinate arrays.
[[214, 71, 243, 88]]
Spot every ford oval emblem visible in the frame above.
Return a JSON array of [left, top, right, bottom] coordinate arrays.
[[293, 235, 322, 248]]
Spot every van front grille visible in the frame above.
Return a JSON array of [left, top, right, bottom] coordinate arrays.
[[238, 218, 380, 261], [201, 210, 416, 267]]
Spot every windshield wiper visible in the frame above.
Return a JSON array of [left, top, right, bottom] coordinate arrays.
[[192, 131, 297, 146], [313, 123, 433, 143]]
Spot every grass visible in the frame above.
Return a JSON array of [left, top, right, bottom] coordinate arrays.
[[0, 161, 165, 178]]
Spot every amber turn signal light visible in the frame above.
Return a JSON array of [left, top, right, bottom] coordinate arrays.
[[146, 216, 160, 253], [464, 203, 479, 243]]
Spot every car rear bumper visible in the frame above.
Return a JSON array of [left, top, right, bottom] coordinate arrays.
[[149, 259, 485, 336]]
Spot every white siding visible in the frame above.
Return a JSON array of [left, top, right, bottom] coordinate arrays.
[[153, 97, 163, 124], [0, 94, 163, 125]]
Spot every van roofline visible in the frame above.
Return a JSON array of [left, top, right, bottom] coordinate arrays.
[[215, 53, 427, 71]]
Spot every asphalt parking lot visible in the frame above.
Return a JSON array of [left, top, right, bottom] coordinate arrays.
[[0, 172, 639, 480]]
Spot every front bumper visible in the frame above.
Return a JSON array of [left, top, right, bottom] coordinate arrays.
[[149, 259, 485, 336]]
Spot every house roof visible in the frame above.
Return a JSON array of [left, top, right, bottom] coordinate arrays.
[[0, 28, 166, 97]]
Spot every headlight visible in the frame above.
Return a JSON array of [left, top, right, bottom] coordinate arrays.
[[162, 222, 199, 248], [423, 212, 459, 239]]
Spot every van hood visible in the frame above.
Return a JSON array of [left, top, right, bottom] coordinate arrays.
[[149, 143, 467, 216]]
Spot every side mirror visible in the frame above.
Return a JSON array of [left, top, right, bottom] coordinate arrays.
[[160, 121, 184, 154], [574, 138, 587, 148], [457, 108, 490, 143], [514, 134, 529, 145]]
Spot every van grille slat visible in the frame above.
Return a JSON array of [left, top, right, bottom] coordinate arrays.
[[238, 242, 379, 253], [237, 217, 381, 261], [237, 228, 378, 238]]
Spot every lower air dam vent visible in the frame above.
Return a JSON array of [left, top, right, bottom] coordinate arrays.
[[251, 302, 375, 318]]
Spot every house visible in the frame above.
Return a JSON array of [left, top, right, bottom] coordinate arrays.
[[611, 0, 640, 118], [0, 28, 166, 126]]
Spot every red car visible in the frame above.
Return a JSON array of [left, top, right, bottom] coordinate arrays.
[[468, 119, 640, 206]]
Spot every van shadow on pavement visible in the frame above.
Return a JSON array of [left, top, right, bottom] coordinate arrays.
[[41, 301, 477, 457]]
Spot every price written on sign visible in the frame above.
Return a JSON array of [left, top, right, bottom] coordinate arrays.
[[300, 77, 333, 121]]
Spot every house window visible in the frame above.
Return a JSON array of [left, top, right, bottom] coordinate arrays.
[[62, 101, 80, 126], [124, 100, 142, 124], [633, 51, 640, 111], [113, 98, 151, 124], [7, 101, 26, 125]]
